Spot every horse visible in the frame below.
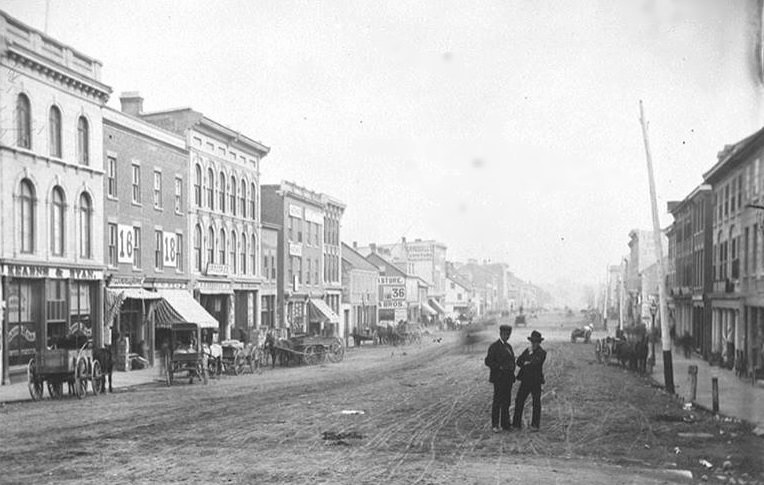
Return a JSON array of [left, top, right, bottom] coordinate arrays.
[[93, 344, 114, 393]]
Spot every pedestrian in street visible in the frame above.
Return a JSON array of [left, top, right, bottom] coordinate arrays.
[[512, 330, 547, 431], [484, 324, 516, 433]]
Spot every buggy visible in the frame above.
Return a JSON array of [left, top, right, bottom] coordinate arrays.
[[164, 322, 208, 386]]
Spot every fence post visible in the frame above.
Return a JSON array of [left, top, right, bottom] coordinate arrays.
[[688, 365, 698, 402], [711, 377, 719, 414]]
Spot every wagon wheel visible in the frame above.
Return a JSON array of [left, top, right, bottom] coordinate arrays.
[[74, 357, 88, 399], [92, 360, 104, 395], [27, 359, 43, 401], [232, 350, 247, 376], [304, 346, 322, 366], [327, 339, 345, 363], [48, 381, 64, 400]]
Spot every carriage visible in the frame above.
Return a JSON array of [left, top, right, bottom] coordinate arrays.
[[397, 322, 423, 345], [272, 334, 345, 366], [213, 339, 265, 375], [571, 325, 593, 343], [164, 322, 208, 386], [27, 338, 104, 400]]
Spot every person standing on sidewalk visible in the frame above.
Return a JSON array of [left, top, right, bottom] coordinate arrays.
[[513, 330, 547, 431], [484, 324, 516, 433]]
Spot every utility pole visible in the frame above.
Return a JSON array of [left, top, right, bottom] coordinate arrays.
[[639, 100, 674, 394]]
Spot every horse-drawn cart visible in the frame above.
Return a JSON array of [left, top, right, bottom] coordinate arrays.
[[164, 322, 208, 386], [27, 340, 103, 400], [273, 335, 345, 366]]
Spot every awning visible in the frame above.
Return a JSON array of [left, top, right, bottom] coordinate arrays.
[[154, 290, 218, 329], [308, 298, 340, 324], [420, 302, 437, 316], [428, 298, 446, 314]]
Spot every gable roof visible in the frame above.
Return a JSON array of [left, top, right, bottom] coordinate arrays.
[[365, 252, 408, 278], [341, 242, 380, 272]]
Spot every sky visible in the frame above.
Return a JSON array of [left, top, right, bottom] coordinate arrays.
[[3, 0, 763, 293]]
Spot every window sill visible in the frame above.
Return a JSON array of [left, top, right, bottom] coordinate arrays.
[[132, 201, 142, 208], [154, 206, 164, 212], [106, 195, 118, 202]]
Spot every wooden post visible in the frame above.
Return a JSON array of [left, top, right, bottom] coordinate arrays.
[[688, 365, 698, 402], [712, 377, 719, 413]]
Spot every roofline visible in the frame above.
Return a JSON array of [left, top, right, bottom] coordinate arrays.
[[669, 184, 711, 216], [703, 129, 764, 183], [103, 107, 186, 150]]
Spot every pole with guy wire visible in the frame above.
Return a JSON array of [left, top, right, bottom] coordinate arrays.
[[638, 100, 675, 394]]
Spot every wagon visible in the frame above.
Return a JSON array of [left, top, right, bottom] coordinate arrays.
[[27, 339, 104, 400], [215, 340, 264, 375], [164, 323, 208, 386], [274, 334, 345, 366]]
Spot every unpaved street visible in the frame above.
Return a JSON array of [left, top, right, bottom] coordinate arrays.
[[1, 312, 762, 484]]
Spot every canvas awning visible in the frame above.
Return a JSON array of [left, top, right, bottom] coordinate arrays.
[[420, 301, 437, 316], [428, 298, 446, 314], [308, 298, 340, 324], [154, 290, 218, 329]]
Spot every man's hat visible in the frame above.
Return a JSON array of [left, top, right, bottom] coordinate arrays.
[[499, 324, 512, 332], [527, 330, 544, 342]]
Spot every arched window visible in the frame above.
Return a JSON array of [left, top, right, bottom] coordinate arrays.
[[194, 224, 202, 272], [219, 228, 226, 264], [250, 183, 256, 221], [51, 186, 65, 256], [207, 226, 215, 265], [207, 169, 214, 209], [231, 232, 237, 273], [49, 106, 62, 158], [194, 164, 202, 207], [240, 232, 247, 274], [219, 170, 226, 212], [16, 94, 31, 149], [79, 193, 92, 258], [230, 175, 236, 215], [250, 234, 256, 275], [19, 179, 36, 253], [77, 116, 89, 165], [240, 179, 247, 217]]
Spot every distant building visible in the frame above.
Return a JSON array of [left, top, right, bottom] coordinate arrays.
[[341, 242, 379, 340], [261, 181, 343, 337]]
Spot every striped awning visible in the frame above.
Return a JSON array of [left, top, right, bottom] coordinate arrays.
[[308, 298, 340, 324], [420, 301, 437, 316], [154, 290, 218, 329], [428, 298, 446, 314]]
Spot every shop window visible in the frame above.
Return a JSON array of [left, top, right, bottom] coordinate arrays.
[[6, 280, 40, 366], [70, 281, 92, 337], [46, 280, 67, 346]]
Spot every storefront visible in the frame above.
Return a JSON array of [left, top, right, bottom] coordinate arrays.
[[196, 280, 233, 340], [233, 285, 259, 342], [307, 298, 340, 336], [105, 286, 163, 368], [2, 263, 103, 376]]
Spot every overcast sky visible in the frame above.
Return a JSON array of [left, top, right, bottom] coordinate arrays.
[[4, 0, 763, 290]]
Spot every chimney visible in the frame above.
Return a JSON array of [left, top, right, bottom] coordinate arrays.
[[120, 91, 144, 116], [352, 241, 358, 249], [370, 243, 377, 253], [401, 236, 406, 245]]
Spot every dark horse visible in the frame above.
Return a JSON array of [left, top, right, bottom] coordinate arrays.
[[93, 344, 114, 393], [264, 332, 298, 368]]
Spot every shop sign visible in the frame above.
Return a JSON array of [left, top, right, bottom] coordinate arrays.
[[4, 264, 48, 278], [8, 325, 36, 342], [379, 300, 406, 309], [304, 208, 324, 224], [198, 281, 232, 293], [163, 232, 178, 268], [70, 268, 101, 280], [407, 244, 433, 261], [118, 224, 136, 264], [378, 276, 404, 286], [288, 204, 303, 218], [289, 243, 302, 257], [206, 263, 228, 276]]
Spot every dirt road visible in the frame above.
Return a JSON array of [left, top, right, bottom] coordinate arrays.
[[1, 313, 762, 484]]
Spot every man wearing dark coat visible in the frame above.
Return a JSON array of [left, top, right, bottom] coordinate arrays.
[[484, 324, 516, 432], [512, 330, 547, 431]]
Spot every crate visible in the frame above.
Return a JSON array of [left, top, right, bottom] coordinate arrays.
[[39, 349, 75, 373]]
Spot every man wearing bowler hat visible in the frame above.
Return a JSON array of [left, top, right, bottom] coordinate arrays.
[[512, 330, 547, 431], [484, 324, 516, 433]]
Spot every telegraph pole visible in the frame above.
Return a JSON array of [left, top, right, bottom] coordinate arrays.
[[639, 100, 674, 394]]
